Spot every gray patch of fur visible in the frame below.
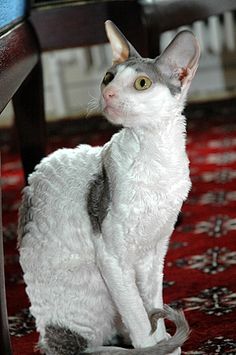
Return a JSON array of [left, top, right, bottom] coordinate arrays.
[[106, 58, 181, 96], [17, 187, 33, 247], [84, 305, 190, 354], [39, 325, 88, 355], [164, 80, 181, 96], [126, 57, 181, 96], [87, 165, 111, 233]]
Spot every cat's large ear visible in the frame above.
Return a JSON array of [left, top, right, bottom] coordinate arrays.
[[105, 20, 141, 64], [156, 31, 200, 96]]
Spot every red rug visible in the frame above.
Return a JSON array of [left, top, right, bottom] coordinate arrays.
[[2, 107, 236, 354]]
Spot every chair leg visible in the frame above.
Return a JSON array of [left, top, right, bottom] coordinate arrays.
[[13, 59, 46, 183], [144, 22, 161, 58], [148, 30, 161, 58], [0, 164, 12, 355]]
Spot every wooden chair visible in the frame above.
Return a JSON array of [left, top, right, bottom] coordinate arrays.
[[0, 0, 236, 354]]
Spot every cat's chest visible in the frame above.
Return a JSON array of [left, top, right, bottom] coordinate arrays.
[[103, 127, 189, 218], [100, 127, 190, 256], [103, 128, 189, 197]]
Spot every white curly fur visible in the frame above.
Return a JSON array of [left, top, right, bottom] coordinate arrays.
[[18, 22, 200, 355]]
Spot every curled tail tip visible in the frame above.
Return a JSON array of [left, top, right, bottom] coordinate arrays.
[[164, 304, 190, 332], [164, 304, 191, 347]]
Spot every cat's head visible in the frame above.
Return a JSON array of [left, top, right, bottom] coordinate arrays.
[[100, 20, 200, 128]]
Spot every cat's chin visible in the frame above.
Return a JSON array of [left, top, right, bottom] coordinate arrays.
[[103, 106, 124, 125], [103, 104, 121, 116]]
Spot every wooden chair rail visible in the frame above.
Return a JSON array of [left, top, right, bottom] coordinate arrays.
[[0, 22, 42, 355], [0, 22, 45, 354], [143, 0, 236, 34], [0, 22, 39, 113], [30, 0, 148, 55]]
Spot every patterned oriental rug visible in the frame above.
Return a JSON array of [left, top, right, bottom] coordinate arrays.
[[2, 103, 236, 354]]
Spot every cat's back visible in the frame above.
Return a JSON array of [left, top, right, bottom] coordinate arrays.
[[28, 144, 102, 198], [18, 144, 102, 248]]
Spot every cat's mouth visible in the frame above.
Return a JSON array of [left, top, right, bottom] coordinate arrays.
[[103, 104, 122, 117]]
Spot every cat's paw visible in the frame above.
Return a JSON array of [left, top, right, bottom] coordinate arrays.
[[165, 333, 181, 355], [148, 311, 181, 354], [167, 346, 181, 355]]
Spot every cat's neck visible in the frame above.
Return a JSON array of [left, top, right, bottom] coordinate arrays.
[[103, 110, 188, 172], [127, 101, 184, 134], [126, 112, 186, 152], [103, 111, 189, 188]]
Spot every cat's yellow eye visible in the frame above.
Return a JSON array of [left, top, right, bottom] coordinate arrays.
[[102, 72, 114, 86], [134, 76, 152, 91]]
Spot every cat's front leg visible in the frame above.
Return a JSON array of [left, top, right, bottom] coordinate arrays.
[[135, 236, 169, 344], [95, 237, 155, 349], [137, 266, 168, 343], [135, 235, 185, 355]]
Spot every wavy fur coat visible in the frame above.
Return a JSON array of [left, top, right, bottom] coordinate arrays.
[[18, 21, 200, 355]]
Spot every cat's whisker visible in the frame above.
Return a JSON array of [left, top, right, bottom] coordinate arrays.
[[120, 101, 130, 117], [88, 92, 99, 102], [86, 94, 100, 118]]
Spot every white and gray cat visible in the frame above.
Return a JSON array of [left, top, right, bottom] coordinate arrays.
[[18, 20, 200, 355]]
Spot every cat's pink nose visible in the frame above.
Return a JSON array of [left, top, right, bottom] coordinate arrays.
[[103, 88, 116, 102]]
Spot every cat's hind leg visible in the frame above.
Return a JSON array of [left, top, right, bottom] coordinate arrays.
[[38, 324, 88, 355], [24, 257, 117, 355]]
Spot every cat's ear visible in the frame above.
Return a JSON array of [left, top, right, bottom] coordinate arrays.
[[105, 20, 141, 64], [156, 30, 200, 95]]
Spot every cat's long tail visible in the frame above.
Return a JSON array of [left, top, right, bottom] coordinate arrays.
[[84, 305, 190, 355]]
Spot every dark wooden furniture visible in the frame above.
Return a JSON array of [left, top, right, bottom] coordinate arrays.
[[1, 1, 236, 354], [30, 0, 148, 54], [0, 23, 46, 181], [0, 19, 46, 355]]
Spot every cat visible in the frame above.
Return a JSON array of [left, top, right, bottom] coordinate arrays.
[[18, 20, 200, 355]]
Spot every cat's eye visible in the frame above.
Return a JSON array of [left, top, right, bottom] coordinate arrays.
[[134, 76, 152, 91], [102, 72, 114, 86]]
